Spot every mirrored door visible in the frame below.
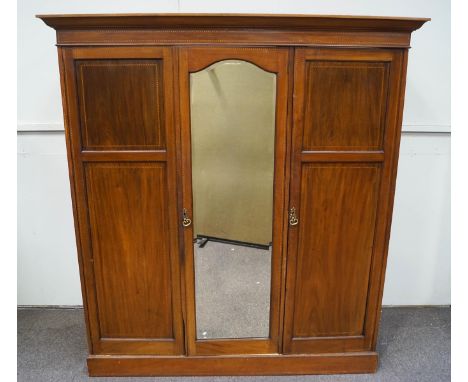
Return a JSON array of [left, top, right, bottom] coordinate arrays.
[[179, 47, 290, 355]]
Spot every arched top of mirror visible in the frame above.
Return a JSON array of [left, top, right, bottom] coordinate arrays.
[[191, 59, 277, 75]]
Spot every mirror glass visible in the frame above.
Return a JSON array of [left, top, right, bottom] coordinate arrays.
[[190, 60, 276, 339]]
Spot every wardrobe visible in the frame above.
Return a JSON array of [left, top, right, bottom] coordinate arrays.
[[39, 13, 428, 376]]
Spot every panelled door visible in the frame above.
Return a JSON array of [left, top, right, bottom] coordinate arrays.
[[60, 47, 184, 355], [178, 47, 290, 355], [283, 48, 406, 353]]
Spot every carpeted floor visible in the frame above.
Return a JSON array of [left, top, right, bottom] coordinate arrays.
[[17, 306, 450, 381], [195, 241, 271, 339]]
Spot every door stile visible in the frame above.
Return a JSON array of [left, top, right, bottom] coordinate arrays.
[[172, 46, 189, 356], [278, 46, 296, 354], [178, 47, 198, 356], [282, 48, 306, 354]]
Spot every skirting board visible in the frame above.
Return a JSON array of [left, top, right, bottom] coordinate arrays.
[[87, 352, 378, 376]]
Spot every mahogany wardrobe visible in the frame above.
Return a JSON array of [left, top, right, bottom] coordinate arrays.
[[39, 13, 428, 376]]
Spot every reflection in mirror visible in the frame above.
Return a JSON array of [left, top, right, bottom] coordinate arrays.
[[190, 60, 276, 339]]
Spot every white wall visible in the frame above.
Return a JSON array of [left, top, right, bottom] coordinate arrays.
[[18, 0, 450, 306]]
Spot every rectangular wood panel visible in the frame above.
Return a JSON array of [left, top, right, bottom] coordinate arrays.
[[284, 48, 405, 355], [61, 47, 184, 356], [293, 164, 380, 337], [302, 61, 389, 151], [76, 59, 165, 150], [87, 353, 378, 376], [85, 163, 173, 339]]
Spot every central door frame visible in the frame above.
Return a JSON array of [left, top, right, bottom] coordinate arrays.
[[177, 46, 292, 356]]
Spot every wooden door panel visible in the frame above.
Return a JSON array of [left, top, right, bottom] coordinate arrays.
[[61, 47, 184, 355], [293, 164, 380, 337], [302, 61, 389, 151], [76, 59, 165, 150], [284, 48, 405, 354], [85, 163, 173, 339]]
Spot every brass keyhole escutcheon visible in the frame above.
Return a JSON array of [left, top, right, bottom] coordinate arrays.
[[182, 208, 192, 227], [289, 207, 299, 226]]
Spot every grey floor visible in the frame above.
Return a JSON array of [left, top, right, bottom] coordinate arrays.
[[195, 241, 271, 339], [18, 306, 450, 382]]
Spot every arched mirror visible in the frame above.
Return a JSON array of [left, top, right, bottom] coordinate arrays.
[[190, 60, 276, 339]]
